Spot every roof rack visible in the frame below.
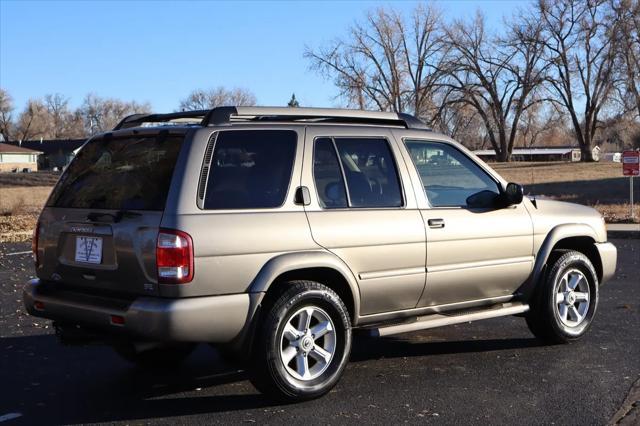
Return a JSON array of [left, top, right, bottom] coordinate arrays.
[[112, 107, 429, 131], [113, 110, 209, 130], [201, 106, 429, 130]]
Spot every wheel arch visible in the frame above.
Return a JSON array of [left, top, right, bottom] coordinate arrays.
[[248, 251, 361, 324], [521, 224, 603, 300]]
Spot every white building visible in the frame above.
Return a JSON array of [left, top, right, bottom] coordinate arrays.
[[0, 143, 43, 172]]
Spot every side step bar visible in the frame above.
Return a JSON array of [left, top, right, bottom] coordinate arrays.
[[368, 303, 529, 337]]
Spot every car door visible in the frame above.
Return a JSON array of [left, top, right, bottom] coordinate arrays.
[[398, 137, 534, 307], [301, 127, 426, 316]]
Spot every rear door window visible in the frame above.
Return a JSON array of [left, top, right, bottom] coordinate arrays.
[[313, 138, 348, 208], [312, 137, 403, 208], [48, 133, 185, 210], [203, 130, 297, 209]]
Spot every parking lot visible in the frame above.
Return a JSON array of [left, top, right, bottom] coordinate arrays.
[[1, 238, 638, 425]]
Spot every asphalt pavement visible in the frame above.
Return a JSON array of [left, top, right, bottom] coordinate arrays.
[[0, 239, 638, 425]]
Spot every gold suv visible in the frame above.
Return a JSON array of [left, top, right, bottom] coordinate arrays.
[[24, 107, 617, 401]]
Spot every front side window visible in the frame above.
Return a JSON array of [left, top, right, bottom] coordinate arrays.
[[405, 140, 500, 207], [313, 137, 403, 208], [203, 130, 297, 209]]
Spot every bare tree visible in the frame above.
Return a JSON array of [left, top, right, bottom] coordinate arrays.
[[537, 0, 619, 161], [442, 11, 547, 161], [43, 94, 85, 139], [436, 99, 483, 146], [517, 101, 567, 148], [80, 94, 151, 135], [304, 4, 448, 125], [0, 88, 14, 142], [15, 99, 50, 141], [178, 87, 257, 111]]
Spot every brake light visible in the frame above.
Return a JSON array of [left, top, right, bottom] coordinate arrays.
[[32, 220, 40, 266], [156, 229, 194, 284]]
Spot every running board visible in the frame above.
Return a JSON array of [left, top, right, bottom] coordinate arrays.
[[368, 303, 529, 337]]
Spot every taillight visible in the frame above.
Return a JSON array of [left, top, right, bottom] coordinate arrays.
[[32, 220, 40, 266], [156, 229, 194, 284]]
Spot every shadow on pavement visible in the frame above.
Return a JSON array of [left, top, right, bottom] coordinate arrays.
[[0, 332, 546, 424], [350, 335, 544, 362]]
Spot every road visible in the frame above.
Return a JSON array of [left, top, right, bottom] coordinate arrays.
[[1, 239, 638, 425]]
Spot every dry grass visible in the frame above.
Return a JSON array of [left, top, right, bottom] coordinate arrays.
[[0, 186, 52, 242], [0, 171, 60, 188], [489, 161, 639, 223], [490, 161, 621, 185], [0, 186, 52, 216]]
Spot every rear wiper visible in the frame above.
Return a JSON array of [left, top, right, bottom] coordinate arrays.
[[87, 210, 142, 223]]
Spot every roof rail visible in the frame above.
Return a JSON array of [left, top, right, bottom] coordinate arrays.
[[201, 106, 429, 130], [113, 110, 209, 130], [112, 107, 430, 131]]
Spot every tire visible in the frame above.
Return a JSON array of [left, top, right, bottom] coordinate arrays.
[[526, 250, 599, 344], [113, 341, 195, 368], [249, 280, 352, 401]]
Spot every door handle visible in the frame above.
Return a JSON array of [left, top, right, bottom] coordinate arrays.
[[428, 218, 445, 228]]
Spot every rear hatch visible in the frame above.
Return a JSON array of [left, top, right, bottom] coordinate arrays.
[[36, 130, 187, 296]]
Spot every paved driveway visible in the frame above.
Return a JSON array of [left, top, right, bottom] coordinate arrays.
[[1, 239, 638, 425]]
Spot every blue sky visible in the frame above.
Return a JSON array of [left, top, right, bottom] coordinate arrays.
[[1, 0, 526, 112]]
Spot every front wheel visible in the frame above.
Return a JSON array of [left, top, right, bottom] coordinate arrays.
[[249, 281, 352, 401], [526, 250, 599, 343]]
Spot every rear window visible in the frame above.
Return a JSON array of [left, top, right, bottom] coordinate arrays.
[[203, 130, 297, 209], [47, 133, 184, 210]]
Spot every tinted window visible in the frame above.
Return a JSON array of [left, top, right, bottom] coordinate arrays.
[[48, 134, 184, 210], [333, 138, 403, 208], [203, 130, 296, 209], [405, 140, 500, 207], [313, 138, 348, 208]]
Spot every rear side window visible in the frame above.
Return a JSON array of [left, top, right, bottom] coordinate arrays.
[[48, 133, 184, 210], [313, 137, 403, 208], [203, 130, 297, 209], [313, 138, 348, 208]]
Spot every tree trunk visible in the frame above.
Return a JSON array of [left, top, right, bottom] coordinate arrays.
[[580, 144, 595, 162], [497, 147, 511, 162]]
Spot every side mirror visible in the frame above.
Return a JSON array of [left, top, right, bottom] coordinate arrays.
[[503, 182, 524, 206], [466, 190, 500, 208]]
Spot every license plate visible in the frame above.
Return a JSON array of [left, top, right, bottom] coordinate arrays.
[[75, 236, 103, 264]]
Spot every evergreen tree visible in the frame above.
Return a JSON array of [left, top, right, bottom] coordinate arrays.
[[287, 93, 300, 108]]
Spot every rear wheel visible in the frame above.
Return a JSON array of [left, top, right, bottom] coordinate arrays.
[[249, 281, 352, 401], [526, 250, 599, 343], [113, 341, 195, 368]]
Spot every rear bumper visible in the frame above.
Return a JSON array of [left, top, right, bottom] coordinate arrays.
[[23, 279, 259, 343], [595, 242, 617, 285]]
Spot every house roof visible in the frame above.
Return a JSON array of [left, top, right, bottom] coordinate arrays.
[[0, 143, 43, 155], [4, 139, 85, 155]]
